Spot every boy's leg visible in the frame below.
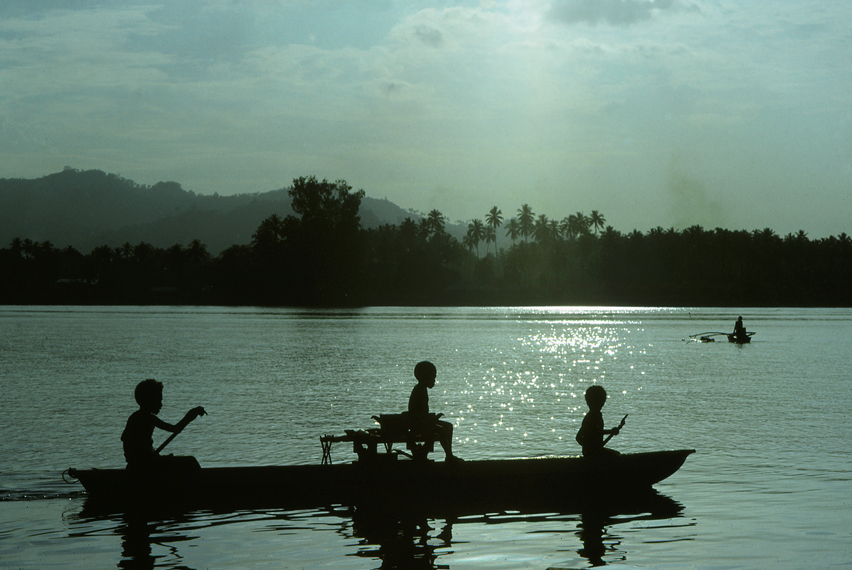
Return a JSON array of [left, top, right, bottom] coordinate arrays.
[[437, 420, 457, 459]]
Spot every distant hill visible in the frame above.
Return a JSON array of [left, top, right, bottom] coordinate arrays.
[[0, 169, 419, 255]]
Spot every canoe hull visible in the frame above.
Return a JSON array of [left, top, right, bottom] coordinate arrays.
[[727, 333, 752, 343], [70, 450, 695, 513]]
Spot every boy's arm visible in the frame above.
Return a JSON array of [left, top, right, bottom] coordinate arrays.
[[152, 406, 206, 433], [603, 415, 628, 441], [151, 415, 179, 433]]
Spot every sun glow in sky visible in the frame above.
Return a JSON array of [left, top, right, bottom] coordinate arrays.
[[2, 0, 850, 236]]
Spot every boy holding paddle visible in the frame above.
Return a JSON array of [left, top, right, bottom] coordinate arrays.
[[121, 378, 206, 470], [575, 385, 625, 457]]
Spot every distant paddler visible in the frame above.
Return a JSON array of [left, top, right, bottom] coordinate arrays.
[[732, 316, 747, 340]]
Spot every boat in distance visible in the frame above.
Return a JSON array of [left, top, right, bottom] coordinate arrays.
[[68, 449, 695, 512], [689, 331, 755, 343]]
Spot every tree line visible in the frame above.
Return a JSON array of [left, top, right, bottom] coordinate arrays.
[[1, 176, 850, 307]]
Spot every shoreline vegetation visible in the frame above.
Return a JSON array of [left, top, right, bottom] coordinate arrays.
[[2, 175, 850, 307]]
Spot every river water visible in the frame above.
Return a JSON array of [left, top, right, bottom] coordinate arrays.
[[1, 306, 850, 569]]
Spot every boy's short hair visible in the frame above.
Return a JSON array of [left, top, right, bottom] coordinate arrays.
[[584, 385, 607, 407], [414, 361, 436, 382], [135, 378, 163, 406]]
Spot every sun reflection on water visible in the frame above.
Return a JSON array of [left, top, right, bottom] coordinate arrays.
[[454, 319, 639, 458]]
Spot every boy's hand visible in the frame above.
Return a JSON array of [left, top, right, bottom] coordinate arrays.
[[188, 406, 206, 420]]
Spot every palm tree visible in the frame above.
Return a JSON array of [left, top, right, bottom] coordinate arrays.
[[601, 226, 620, 240], [517, 204, 535, 242], [648, 226, 665, 240], [485, 206, 503, 254], [467, 219, 486, 257], [462, 233, 476, 254], [187, 239, 211, 265], [251, 214, 285, 251], [485, 226, 496, 256], [427, 210, 446, 235], [590, 210, 605, 236], [574, 212, 590, 236], [753, 228, 777, 242], [561, 215, 580, 241], [548, 220, 560, 241], [120, 242, 134, 260], [559, 217, 572, 240], [505, 218, 521, 247], [21, 238, 36, 260], [564, 212, 589, 240], [10, 237, 22, 257], [533, 214, 550, 243]]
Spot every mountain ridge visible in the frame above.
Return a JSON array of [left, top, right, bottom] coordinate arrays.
[[0, 169, 419, 255]]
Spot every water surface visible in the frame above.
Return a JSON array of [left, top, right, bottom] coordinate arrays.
[[1, 306, 850, 568]]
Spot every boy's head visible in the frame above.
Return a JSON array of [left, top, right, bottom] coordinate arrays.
[[414, 361, 437, 387], [135, 378, 163, 412], [584, 385, 607, 411]]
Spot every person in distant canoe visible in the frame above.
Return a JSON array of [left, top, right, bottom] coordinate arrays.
[[575, 385, 622, 457], [407, 361, 462, 462], [732, 316, 747, 341], [121, 378, 206, 470]]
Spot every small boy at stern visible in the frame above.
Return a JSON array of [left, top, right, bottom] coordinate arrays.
[[575, 385, 622, 457]]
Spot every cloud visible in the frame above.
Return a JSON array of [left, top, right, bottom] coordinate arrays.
[[548, 0, 698, 26], [414, 24, 444, 47]]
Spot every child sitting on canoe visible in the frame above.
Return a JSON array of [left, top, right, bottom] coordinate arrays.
[[406, 361, 462, 462], [121, 378, 206, 470], [576, 385, 623, 457]]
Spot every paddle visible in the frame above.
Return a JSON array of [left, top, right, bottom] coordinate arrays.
[[156, 406, 206, 454], [603, 414, 627, 446]]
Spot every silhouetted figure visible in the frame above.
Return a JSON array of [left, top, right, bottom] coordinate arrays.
[[407, 361, 462, 462], [731, 316, 747, 342], [576, 386, 622, 457], [121, 378, 205, 470]]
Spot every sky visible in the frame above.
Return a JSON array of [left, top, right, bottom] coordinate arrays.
[[2, 0, 850, 237]]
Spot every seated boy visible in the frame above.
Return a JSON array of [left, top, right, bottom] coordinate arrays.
[[575, 385, 622, 457], [406, 361, 461, 462], [121, 378, 205, 470]]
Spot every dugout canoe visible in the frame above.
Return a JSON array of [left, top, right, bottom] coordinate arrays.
[[67, 449, 695, 512], [727, 332, 753, 343]]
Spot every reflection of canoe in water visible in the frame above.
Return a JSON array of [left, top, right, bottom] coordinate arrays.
[[348, 488, 688, 567], [68, 450, 694, 512]]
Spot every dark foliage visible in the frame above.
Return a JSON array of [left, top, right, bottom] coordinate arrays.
[[1, 175, 850, 306]]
